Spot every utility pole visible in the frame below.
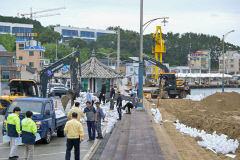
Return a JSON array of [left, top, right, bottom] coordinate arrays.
[[137, 0, 144, 108], [55, 40, 58, 62], [117, 26, 120, 90]]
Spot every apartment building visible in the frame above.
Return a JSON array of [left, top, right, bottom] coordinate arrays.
[[219, 51, 240, 74], [188, 50, 211, 73], [0, 45, 20, 80], [16, 39, 46, 71]]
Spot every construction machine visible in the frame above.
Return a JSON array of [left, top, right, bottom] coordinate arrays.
[[0, 79, 39, 114], [144, 26, 190, 99], [0, 49, 81, 114]]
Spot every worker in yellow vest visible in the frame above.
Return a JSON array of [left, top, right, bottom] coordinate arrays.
[[22, 111, 37, 160], [6, 107, 21, 160]]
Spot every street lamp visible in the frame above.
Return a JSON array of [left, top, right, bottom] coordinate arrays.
[[222, 30, 234, 92], [138, 0, 169, 108]]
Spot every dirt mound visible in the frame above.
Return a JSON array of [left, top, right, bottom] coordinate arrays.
[[200, 92, 240, 112]]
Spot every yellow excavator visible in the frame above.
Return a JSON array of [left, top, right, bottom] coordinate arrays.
[[145, 26, 190, 99], [0, 79, 39, 114]]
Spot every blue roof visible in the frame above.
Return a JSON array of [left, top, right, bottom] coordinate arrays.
[[62, 65, 70, 71], [16, 39, 26, 42], [24, 46, 45, 51], [14, 97, 52, 102]]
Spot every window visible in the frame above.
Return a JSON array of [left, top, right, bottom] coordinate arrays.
[[130, 68, 134, 72], [220, 60, 223, 64], [230, 59, 234, 63], [1, 71, 10, 79], [231, 64, 234, 68], [45, 103, 51, 115], [19, 56, 23, 60], [0, 26, 10, 33], [80, 31, 95, 38], [0, 57, 7, 65], [96, 32, 109, 38], [29, 62, 34, 68], [82, 38, 94, 43], [29, 51, 34, 56], [62, 29, 78, 36], [201, 58, 206, 62], [19, 43, 25, 50], [12, 27, 32, 33]]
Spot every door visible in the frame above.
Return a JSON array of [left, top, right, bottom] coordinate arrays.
[[44, 102, 55, 132]]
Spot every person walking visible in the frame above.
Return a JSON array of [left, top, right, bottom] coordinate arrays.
[[84, 101, 97, 141], [116, 92, 122, 120], [95, 102, 105, 139], [86, 89, 94, 106], [110, 86, 115, 99], [99, 81, 106, 104], [22, 111, 37, 160], [64, 112, 84, 160], [6, 107, 21, 160], [67, 102, 85, 121]]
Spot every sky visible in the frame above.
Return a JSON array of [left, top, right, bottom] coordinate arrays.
[[1, 0, 240, 46]]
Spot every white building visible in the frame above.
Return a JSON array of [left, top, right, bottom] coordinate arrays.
[[54, 26, 115, 43], [0, 22, 33, 40], [126, 63, 140, 86], [170, 66, 190, 73]]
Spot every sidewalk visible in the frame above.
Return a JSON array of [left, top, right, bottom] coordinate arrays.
[[98, 109, 165, 160]]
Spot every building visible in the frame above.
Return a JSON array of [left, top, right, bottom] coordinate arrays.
[[126, 63, 140, 86], [219, 51, 240, 74], [54, 26, 115, 43], [0, 45, 20, 80], [170, 66, 190, 73], [16, 39, 47, 71], [0, 22, 34, 40], [188, 50, 211, 73]]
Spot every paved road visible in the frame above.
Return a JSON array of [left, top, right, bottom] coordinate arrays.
[[0, 97, 96, 160]]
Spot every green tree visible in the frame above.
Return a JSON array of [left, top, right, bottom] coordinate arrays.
[[69, 38, 88, 49], [38, 30, 62, 44], [43, 43, 72, 62], [0, 34, 16, 52]]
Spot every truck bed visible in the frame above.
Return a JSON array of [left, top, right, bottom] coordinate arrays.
[[55, 110, 68, 128]]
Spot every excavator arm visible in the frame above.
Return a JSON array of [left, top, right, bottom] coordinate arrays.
[[143, 55, 169, 73], [40, 49, 81, 98]]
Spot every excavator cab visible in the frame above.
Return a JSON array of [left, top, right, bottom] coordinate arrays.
[[0, 79, 39, 114]]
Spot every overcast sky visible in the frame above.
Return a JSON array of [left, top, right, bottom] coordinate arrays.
[[1, 0, 239, 46]]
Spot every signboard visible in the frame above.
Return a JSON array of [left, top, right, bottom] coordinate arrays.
[[15, 33, 38, 37], [46, 69, 53, 77]]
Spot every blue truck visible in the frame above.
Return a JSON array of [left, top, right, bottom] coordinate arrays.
[[2, 97, 68, 144]]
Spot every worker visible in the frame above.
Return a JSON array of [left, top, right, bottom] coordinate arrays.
[[132, 92, 138, 108], [95, 102, 105, 139], [84, 101, 97, 141], [6, 107, 21, 160], [21, 111, 37, 160], [110, 86, 115, 99], [64, 112, 84, 160], [86, 89, 93, 106], [116, 92, 122, 120], [99, 81, 106, 104], [67, 102, 85, 121]]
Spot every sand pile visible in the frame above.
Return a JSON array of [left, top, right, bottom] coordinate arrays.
[[177, 92, 240, 140]]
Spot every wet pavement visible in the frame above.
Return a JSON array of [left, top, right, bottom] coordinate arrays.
[[0, 97, 95, 160]]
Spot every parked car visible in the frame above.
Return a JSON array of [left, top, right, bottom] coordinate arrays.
[[47, 83, 67, 97]]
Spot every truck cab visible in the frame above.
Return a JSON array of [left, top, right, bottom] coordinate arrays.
[[2, 97, 67, 144], [0, 79, 39, 114]]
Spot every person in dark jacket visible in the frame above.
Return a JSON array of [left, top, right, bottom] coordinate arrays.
[[22, 111, 37, 160], [109, 86, 115, 98], [99, 81, 106, 104], [123, 102, 133, 114], [6, 107, 21, 160], [116, 92, 122, 120], [95, 102, 105, 139], [84, 101, 97, 141]]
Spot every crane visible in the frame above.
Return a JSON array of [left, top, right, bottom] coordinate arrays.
[[152, 26, 166, 84], [19, 7, 65, 19]]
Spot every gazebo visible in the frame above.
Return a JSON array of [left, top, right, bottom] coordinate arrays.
[[81, 50, 122, 92]]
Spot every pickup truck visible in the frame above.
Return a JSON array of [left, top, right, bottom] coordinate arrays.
[[2, 97, 68, 144]]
